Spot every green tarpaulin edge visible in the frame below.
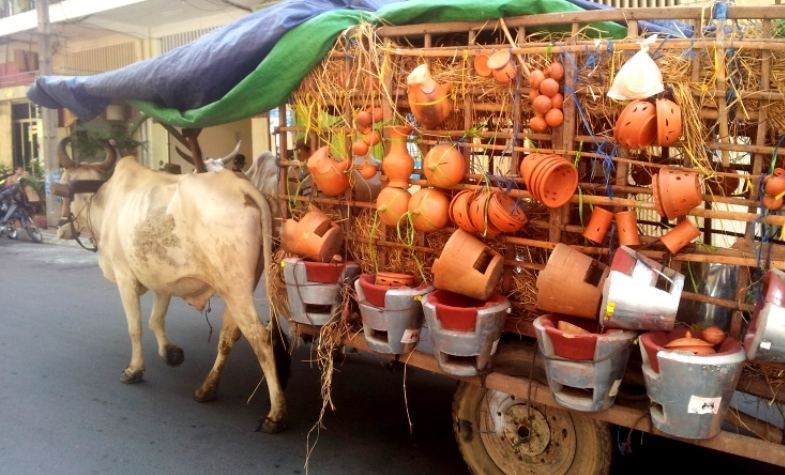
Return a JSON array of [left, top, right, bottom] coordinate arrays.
[[131, 0, 626, 128]]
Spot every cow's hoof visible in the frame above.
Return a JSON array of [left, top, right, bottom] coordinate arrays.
[[164, 345, 184, 367], [120, 368, 144, 384], [193, 385, 217, 403], [257, 417, 287, 434]]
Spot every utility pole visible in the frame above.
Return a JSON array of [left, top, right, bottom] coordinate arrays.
[[37, 0, 59, 226]]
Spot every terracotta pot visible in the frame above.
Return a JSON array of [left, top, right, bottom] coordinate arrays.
[[376, 187, 411, 226], [539, 314, 599, 361], [527, 155, 560, 201], [536, 243, 609, 319], [764, 168, 785, 197], [519, 153, 547, 187], [762, 194, 784, 211], [356, 157, 378, 179], [582, 206, 613, 244], [655, 98, 683, 147], [664, 330, 715, 354], [375, 272, 415, 288], [408, 188, 449, 232], [486, 49, 517, 85], [660, 219, 701, 255], [536, 159, 578, 208], [423, 144, 466, 189], [382, 125, 414, 188], [614, 100, 657, 149], [449, 189, 478, 232], [467, 190, 502, 238], [352, 139, 369, 156], [307, 146, 351, 197], [487, 191, 527, 233], [281, 208, 343, 262], [473, 51, 492, 77], [431, 291, 508, 333], [407, 64, 452, 129], [653, 168, 703, 219], [303, 261, 347, 283], [615, 210, 641, 246], [432, 229, 504, 300]]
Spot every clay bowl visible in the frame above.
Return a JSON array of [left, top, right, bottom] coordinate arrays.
[[528, 155, 561, 201], [538, 162, 578, 208], [520, 153, 547, 188], [487, 191, 527, 233], [449, 190, 478, 232]]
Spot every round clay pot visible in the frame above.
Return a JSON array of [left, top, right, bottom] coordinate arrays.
[[762, 194, 784, 211], [467, 190, 501, 238], [537, 160, 578, 208], [655, 98, 683, 147], [376, 187, 411, 226], [409, 188, 449, 232], [764, 168, 785, 197], [356, 158, 378, 179], [487, 191, 527, 233], [424, 144, 466, 189], [382, 125, 414, 188], [528, 155, 564, 201], [307, 146, 351, 197], [660, 219, 701, 254], [375, 272, 415, 288], [614, 100, 657, 149], [664, 330, 715, 354], [582, 206, 613, 244], [449, 190, 478, 232], [486, 49, 517, 85], [407, 64, 452, 129], [473, 51, 492, 77], [654, 168, 703, 219], [615, 210, 641, 246]]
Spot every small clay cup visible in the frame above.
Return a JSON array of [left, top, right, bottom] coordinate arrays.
[[582, 207, 613, 244], [615, 210, 641, 246], [660, 220, 701, 254]]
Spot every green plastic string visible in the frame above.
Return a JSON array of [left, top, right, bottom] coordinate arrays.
[[369, 211, 382, 274], [396, 211, 417, 247]]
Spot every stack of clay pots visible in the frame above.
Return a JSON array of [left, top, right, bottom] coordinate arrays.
[[352, 106, 383, 179], [474, 49, 517, 85], [614, 97, 683, 149], [651, 167, 703, 254], [762, 167, 785, 211], [527, 63, 565, 132], [448, 189, 528, 238], [519, 153, 578, 208]]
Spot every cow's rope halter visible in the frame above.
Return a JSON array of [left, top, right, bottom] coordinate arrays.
[[61, 196, 97, 253]]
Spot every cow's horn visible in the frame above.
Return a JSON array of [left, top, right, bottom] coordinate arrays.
[[218, 140, 242, 164], [58, 137, 76, 169], [95, 139, 118, 172]]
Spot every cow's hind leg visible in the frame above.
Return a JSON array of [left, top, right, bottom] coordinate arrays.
[[227, 298, 287, 433], [194, 309, 241, 402], [117, 279, 145, 384], [148, 293, 183, 366]]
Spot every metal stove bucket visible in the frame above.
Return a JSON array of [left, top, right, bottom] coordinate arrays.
[[354, 274, 433, 355], [640, 329, 746, 439], [745, 268, 785, 362], [533, 315, 637, 412], [421, 290, 510, 377], [600, 246, 684, 331], [282, 258, 359, 327]]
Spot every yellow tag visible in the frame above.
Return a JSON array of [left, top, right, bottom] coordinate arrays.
[[413, 295, 423, 302], [605, 301, 616, 318], [780, 225, 785, 242], [280, 260, 286, 268]]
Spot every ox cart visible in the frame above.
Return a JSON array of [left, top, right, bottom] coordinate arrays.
[[267, 3, 785, 473]]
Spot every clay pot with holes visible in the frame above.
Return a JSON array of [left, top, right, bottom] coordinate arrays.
[[764, 168, 785, 198], [487, 191, 527, 233], [660, 219, 701, 255], [615, 210, 641, 246], [376, 186, 411, 226], [536, 243, 610, 319], [382, 125, 413, 188], [467, 190, 502, 238], [281, 208, 343, 262], [449, 189, 478, 233], [534, 157, 579, 208], [582, 206, 613, 244], [614, 100, 657, 149], [486, 49, 517, 85], [655, 98, 683, 147], [432, 229, 504, 300], [519, 153, 547, 187], [424, 144, 466, 189], [375, 272, 415, 288], [653, 168, 703, 219], [409, 188, 449, 232]]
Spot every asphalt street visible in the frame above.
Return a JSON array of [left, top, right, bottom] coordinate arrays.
[[0, 234, 782, 475]]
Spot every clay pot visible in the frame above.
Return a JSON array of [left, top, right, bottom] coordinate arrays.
[[655, 98, 683, 147], [534, 157, 578, 208], [487, 191, 527, 233], [352, 139, 369, 156], [519, 153, 548, 187], [467, 190, 502, 238], [653, 168, 703, 219], [660, 219, 701, 255], [407, 64, 452, 129], [664, 330, 715, 355], [307, 146, 351, 197], [356, 158, 378, 179], [449, 190, 478, 233], [486, 49, 517, 85], [376, 187, 411, 226], [281, 208, 343, 262], [375, 272, 415, 288], [615, 210, 641, 246], [702, 325, 727, 345], [536, 243, 609, 319], [432, 229, 504, 300], [423, 144, 466, 189], [382, 125, 413, 188], [473, 51, 492, 77], [409, 188, 449, 232], [762, 194, 784, 211], [764, 168, 785, 197], [582, 207, 613, 244], [614, 100, 657, 149]]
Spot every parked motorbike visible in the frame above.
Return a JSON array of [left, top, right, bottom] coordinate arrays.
[[0, 180, 43, 243]]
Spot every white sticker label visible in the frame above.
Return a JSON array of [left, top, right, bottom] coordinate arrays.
[[687, 395, 722, 415], [490, 338, 500, 355], [609, 379, 622, 398], [761, 340, 773, 351], [401, 329, 420, 344]]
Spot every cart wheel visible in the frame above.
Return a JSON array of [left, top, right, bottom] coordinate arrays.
[[452, 345, 612, 475]]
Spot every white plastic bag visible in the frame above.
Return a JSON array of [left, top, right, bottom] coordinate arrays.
[[607, 35, 664, 101]]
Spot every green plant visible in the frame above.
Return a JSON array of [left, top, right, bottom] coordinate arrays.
[[72, 117, 146, 161]]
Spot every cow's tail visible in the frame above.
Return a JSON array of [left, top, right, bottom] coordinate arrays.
[[245, 184, 291, 389]]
